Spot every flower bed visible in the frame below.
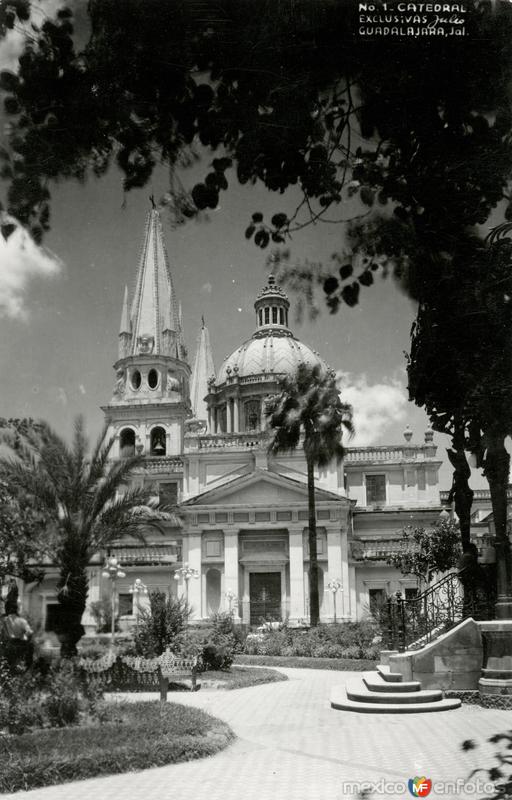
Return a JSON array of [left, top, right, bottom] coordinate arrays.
[[0, 701, 234, 793]]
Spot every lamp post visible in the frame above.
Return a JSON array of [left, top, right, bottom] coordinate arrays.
[[326, 578, 342, 624], [173, 562, 200, 604], [225, 589, 237, 617], [102, 556, 126, 648], [129, 578, 148, 632]]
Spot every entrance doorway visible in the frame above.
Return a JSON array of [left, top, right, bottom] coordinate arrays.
[[249, 572, 281, 625]]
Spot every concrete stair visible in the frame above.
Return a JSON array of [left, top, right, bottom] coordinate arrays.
[[331, 665, 461, 714]]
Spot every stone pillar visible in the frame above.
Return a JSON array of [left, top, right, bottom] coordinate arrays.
[[340, 528, 351, 619], [289, 528, 306, 622], [233, 395, 239, 433], [260, 398, 266, 431], [207, 406, 212, 433], [227, 398, 233, 432], [348, 565, 357, 621], [185, 533, 202, 620], [326, 529, 343, 621], [224, 530, 240, 620]]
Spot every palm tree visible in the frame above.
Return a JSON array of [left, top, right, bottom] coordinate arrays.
[[266, 363, 353, 626], [1, 417, 174, 656]]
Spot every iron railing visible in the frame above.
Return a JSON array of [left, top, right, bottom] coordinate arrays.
[[384, 568, 495, 652]]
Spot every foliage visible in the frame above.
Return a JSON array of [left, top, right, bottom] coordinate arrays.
[[0, 657, 102, 735], [175, 617, 240, 671], [133, 590, 189, 657], [1, 0, 512, 286], [243, 621, 380, 660], [0, 416, 169, 657], [387, 520, 462, 584], [266, 363, 353, 626], [89, 599, 119, 634], [462, 731, 512, 799], [235, 654, 377, 671], [0, 419, 53, 584], [0, 700, 234, 793]]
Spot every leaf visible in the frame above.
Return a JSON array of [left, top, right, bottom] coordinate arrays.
[[360, 186, 375, 207], [358, 270, 374, 287], [323, 276, 339, 295], [0, 71, 19, 93], [252, 212, 263, 223], [1, 223, 16, 241], [341, 282, 360, 307], [461, 739, 476, 751], [245, 224, 255, 240], [339, 263, 353, 281], [271, 213, 288, 229], [254, 229, 270, 248]]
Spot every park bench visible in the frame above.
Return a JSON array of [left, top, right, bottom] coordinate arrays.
[[158, 649, 200, 697]]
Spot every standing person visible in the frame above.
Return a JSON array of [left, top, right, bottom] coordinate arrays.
[[0, 600, 34, 668]]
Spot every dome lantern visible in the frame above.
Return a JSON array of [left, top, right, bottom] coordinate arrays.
[[254, 274, 290, 333]]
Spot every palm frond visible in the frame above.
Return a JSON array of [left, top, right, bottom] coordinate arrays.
[[87, 455, 146, 523]]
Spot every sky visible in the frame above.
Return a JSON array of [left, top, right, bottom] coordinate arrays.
[[0, 2, 493, 492]]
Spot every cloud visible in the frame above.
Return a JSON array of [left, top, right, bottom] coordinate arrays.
[[0, 219, 62, 320], [201, 282, 213, 294], [338, 372, 407, 446]]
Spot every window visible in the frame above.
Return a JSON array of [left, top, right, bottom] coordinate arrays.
[[272, 307, 278, 324], [258, 309, 263, 326], [131, 370, 141, 390], [279, 307, 284, 325], [244, 400, 260, 431], [118, 593, 133, 617], [264, 307, 270, 324], [150, 426, 166, 456], [119, 428, 135, 458], [369, 588, 386, 613], [147, 369, 159, 389], [366, 474, 386, 506], [205, 540, 222, 557], [159, 482, 178, 506]]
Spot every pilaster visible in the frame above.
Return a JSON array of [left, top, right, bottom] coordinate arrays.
[[289, 528, 306, 621]]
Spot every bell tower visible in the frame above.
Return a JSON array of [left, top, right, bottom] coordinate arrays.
[[101, 205, 191, 462]]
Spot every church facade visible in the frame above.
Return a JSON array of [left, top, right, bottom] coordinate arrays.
[[25, 209, 451, 632]]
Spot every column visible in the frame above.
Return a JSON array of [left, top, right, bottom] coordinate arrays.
[[224, 529, 241, 620], [327, 529, 344, 621], [233, 395, 239, 433], [185, 533, 202, 620], [260, 398, 266, 431], [288, 528, 306, 622], [340, 527, 352, 619], [213, 407, 218, 434], [227, 398, 233, 432], [207, 406, 212, 433]]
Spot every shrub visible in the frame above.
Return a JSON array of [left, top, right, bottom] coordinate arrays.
[[241, 621, 381, 659], [133, 591, 189, 656], [175, 627, 234, 671], [89, 599, 119, 634], [0, 658, 101, 734]]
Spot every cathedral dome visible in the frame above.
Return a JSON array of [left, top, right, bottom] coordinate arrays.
[[215, 275, 326, 385]]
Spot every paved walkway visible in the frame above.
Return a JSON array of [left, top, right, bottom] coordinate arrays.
[[7, 668, 510, 800]]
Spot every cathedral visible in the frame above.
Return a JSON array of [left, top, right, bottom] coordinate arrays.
[[26, 208, 463, 632]]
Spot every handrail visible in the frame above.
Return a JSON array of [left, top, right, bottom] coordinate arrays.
[[384, 567, 495, 652]]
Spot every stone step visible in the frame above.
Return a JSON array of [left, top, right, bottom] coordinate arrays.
[[331, 689, 461, 714], [363, 671, 422, 693], [346, 679, 443, 705], [481, 669, 512, 680], [377, 664, 403, 683]]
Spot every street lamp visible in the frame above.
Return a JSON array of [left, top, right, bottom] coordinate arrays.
[[129, 578, 148, 631], [326, 578, 342, 624], [173, 562, 199, 603], [225, 589, 237, 616], [102, 556, 126, 648]]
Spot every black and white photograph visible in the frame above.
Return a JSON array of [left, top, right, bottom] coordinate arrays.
[[1, 1, 512, 798]]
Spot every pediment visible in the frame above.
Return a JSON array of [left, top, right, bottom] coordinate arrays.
[[182, 468, 348, 507]]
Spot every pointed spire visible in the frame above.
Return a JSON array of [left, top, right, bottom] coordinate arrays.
[[129, 206, 184, 358], [191, 317, 215, 422], [119, 286, 130, 334]]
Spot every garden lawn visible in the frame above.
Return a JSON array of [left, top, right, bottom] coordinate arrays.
[[197, 665, 287, 689], [234, 654, 378, 671], [0, 701, 234, 794]]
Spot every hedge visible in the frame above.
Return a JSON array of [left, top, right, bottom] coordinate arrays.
[[234, 654, 378, 671]]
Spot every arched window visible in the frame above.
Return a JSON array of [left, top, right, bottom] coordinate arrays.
[[272, 307, 278, 324], [119, 428, 135, 458], [264, 307, 270, 324], [150, 426, 166, 456], [258, 309, 263, 326], [279, 307, 284, 325], [244, 399, 260, 431], [206, 568, 221, 615]]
